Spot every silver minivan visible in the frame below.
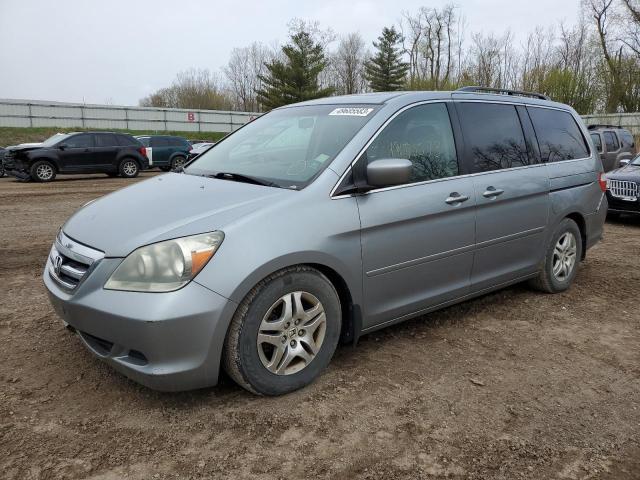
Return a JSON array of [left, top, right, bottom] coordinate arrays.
[[44, 88, 608, 395]]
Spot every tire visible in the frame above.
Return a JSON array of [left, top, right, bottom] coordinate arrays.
[[171, 156, 186, 171], [529, 218, 583, 293], [606, 211, 621, 221], [30, 160, 56, 182], [159, 166, 172, 172], [223, 266, 342, 396], [118, 158, 139, 178]]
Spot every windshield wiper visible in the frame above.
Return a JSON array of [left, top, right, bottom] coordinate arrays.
[[207, 172, 281, 188]]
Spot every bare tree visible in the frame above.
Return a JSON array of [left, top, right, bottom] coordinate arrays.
[[224, 42, 270, 112], [327, 33, 368, 95], [139, 69, 232, 110]]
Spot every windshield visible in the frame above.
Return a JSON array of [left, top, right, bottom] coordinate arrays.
[[42, 133, 71, 147], [186, 104, 378, 189], [631, 154, 640, 166]]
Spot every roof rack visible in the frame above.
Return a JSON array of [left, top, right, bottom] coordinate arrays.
[[455, 86, 550, 101], [587, 124, 621, 130]]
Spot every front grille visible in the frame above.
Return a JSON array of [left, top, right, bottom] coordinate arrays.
[[49, 247, 90, 289], [609, 179, 639, 199], [48, 231, 104, 291]]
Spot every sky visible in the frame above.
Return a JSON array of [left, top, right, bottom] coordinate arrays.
[[0, 0, 581, 106]]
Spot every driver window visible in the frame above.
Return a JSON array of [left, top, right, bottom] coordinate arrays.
[[65, 134, 94, 148], [364, 103, 459, 184]]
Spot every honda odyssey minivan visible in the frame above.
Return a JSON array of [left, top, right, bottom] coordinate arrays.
[[44, 87, 607, 395]]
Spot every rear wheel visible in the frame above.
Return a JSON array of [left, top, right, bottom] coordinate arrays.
[[171, 156, 186, 171], [223, 266, 341, 395], [119, 159, 139, 178], [529, 218, 582, 293], [30, 160, 56, 182]]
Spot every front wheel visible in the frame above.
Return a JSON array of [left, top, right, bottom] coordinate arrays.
[[119, 159, 139, 178], [30, 160, 56, 182], [530, 218, 582, 293], [223, 266, 342, 395]]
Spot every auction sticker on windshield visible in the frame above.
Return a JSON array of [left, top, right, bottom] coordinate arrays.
[[329, 107, 374, 116]]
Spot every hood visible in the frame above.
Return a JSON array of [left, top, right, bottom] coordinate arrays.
[[7, 142, 44, 152], [607, 163, 640, 181], [63, 173, 291, 257]]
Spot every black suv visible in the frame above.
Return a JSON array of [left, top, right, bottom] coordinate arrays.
[[3, 132, 149, 182]]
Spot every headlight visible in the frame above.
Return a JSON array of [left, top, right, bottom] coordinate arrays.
[[104, 231, 224, 292]]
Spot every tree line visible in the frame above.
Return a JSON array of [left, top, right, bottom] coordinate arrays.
[[139, 0, 640, 115]]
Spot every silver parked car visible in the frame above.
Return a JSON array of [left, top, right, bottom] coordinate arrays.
[[44, 87, 608, 395]]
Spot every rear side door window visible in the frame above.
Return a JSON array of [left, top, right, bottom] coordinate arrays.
[[603, 132, 620, 152], [528, 107, 590, 162], [95, 134, 118, 147], [151, 137, 170, 147], [456, 103, 531, 172], [364, 102, 459, 184]]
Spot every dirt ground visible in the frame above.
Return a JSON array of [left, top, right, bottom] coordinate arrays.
[[0, 172, 639, 480]]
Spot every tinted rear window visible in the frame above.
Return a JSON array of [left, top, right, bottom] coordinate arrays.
[[528, 108, 589, 162], [171, 137, 188, 147], [457, 103, 531, 172]]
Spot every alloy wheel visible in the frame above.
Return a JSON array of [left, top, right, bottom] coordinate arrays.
[[257, 291, 327, 375], [552, 232, 577, 281], [123, 161, 137, 176], [36, 164, 54, 181]]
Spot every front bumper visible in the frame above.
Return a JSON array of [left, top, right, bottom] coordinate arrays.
[[44, 253, 237, 391], [606, 192, 640, 214]]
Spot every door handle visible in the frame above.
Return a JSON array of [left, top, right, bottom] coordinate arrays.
[[482, 187, 505, 198], [445, 193, 470, 205]]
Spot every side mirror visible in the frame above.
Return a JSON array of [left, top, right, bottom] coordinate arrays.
[[366, 159, 412, 187], [58, 144, 67, 150], [619, 159, 630, 167]]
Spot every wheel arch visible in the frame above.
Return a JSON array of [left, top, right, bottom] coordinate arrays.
[[217, 258, 362, 355], [564, 211, 587, 260]]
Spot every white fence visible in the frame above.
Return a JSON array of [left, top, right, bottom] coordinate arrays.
[[0, 99, 258, 133], [582, 113, 640, 135], [1, 98, 639, 136]]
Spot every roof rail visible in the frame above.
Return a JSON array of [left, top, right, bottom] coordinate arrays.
[[587, 124, 621, 130], [455, 86, 550, 101]]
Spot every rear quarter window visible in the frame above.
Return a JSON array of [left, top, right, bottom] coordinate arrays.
[[117, 135, 140, 146], [620, 131, 635, 149], [528, 108, 589, 162]]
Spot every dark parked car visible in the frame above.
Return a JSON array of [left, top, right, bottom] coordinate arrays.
[[588, 125, 636, 172], [135, 135, 191, 171], [3, 132, 149, 182], [0, 147, 6, 177], [604, 153, 640, 217]]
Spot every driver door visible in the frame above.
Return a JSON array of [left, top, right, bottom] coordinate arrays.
[[356, 102, 476, 329]]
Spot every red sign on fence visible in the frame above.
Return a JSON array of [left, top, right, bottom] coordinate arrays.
[[187, 112, 195, 122]]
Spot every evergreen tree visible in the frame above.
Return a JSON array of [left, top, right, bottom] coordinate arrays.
[[256, 32, 334, 109], [365, 27, 409, 92]]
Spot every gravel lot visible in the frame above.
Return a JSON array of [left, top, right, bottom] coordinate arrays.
[[1, 173, 639, 480]]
